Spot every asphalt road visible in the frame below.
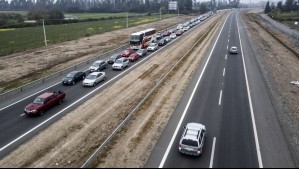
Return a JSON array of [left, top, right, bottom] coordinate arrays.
[[0, 14, 213, 160], [146, 10, 295, 168]]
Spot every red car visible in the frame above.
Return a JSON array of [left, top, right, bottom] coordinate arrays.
[[162, 30, 171, 37], [121, 48, 135, 57], [128, 53, 140, 62], [24, 90, 65, 116], [176, 30, 183, 36]]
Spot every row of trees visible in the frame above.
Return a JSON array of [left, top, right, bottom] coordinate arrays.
[[0, 0, 195, 13], [265, 0, 299, 13]]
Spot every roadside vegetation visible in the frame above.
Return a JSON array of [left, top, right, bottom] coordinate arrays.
[[264, 0, 299, 23]]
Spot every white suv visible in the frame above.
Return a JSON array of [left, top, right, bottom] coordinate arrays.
[[179, 123, 206, 156], [112, 57, 129, 70]]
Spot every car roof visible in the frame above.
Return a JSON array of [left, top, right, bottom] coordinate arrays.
[[94, 60, 104, 63], [89, 72, 102, 75], [38, 92, 54, 99], [183, 123, 206, 140], [186, 123, 206, 131]]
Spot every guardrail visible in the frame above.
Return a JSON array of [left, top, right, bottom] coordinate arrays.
[[80, 13, 220, 168], [0, 44, 128, 100]]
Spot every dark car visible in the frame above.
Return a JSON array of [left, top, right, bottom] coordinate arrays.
[[176, 30, 183, 36], [136, 49, 147, 57], [162, 30, 171, 37], [164, 36, 171, 43], [108, 54, 122, 64], [128, 53, 140, 62], [89, 60, 108, 72], [62, 71, 86, 85], [158, 38, 167, 46]]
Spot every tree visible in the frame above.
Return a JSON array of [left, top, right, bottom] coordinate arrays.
[[277, 1, 283, 11], [285, 0, 295, 12], [264, 1, 271, 14], [199, 3, 208, 14]]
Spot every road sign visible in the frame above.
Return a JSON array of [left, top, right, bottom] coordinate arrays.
[[169, 1, 177, 10]]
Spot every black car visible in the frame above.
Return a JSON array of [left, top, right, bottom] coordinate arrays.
[[108, 54, 122, 64], [163, 37, 171, 43], [156, 32, 162, 40], [62, 71, 86, 85], [136, 49, 147, 57], [158, 39, 167, 46]]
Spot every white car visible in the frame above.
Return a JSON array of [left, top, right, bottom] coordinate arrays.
[[170, 33, 177, 39], [83, 72, 106, 87], [147, 43, 158, 52], [183, 26, 190, 32], [112, 57, 129, 70]]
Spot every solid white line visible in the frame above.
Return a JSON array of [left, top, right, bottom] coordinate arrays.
[[237, 13, 263, 168], [158, 14, 231, 168], [0, 19, 199, 154], [209, 137, 217, 168], [223, 68, 226, 77], [218, 90, 222, 106]]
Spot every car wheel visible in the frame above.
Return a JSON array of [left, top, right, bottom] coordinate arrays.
[[58, 99, 63, 105], [106, 65, 108, 69], [82, 76, 85, 80], [93, 83, 96, 87], [103, 76, 106, 81], [72, 81, 75, 85], [39, 110, 44, 116]]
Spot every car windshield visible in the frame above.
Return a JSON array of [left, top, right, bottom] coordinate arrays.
[[149, 44, 156, 47], [182, 139, 199, 147], [92, 62, 100, 67], [86, 74, 97, 80], [33, 97, 45, 105], [123, 50, 130, 54], [137, 50, 144, 53], [115, 59, 123, 64], [111, 55, 118, 59], [66, 72, 76, 78]]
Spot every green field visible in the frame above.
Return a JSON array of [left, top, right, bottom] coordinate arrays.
[[65, 12, 143, 20], [0, 14, 175, 56]]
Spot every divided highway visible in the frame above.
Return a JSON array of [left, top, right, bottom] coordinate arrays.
[[0, 14, 212, 160], [146, 11, 295, 168]]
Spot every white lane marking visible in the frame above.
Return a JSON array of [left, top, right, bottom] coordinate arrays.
[[158, 14, 230, 168], [20, 114, 25, 117], [218, 90, 222, 106], [0, 82, 60, 111], [209, 137, 217, 168], [225, 54, 227, 60], [223, 68, 226, 77], [237, 13, 264, 168], [228, 39, 229, 43], [0, 19, 200, 153], [227, 46, 228, 50]]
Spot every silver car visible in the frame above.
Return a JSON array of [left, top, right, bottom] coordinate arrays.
[[112, 57, 129, 70], [147, 43, 158, 52], [89, 60, 108, 72], [229, 46, 238, 54], [179, 123, 206, 156], [83, 72, 106, 87]]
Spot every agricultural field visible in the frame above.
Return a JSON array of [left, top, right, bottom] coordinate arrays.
[[65, 12, 143, 20], [0, 14, 175, 56]]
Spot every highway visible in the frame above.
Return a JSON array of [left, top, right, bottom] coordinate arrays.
[[0, 14, 212, 160], [145, 11, 295, 168]]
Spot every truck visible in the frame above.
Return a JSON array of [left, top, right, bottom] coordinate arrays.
[[24, 90, 66, 116]]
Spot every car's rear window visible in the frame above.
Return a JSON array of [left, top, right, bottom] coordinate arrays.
[[182, 139, 198, 147]]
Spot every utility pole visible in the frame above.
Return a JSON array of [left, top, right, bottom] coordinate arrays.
[[160, 8, 162, 20], [42, 19, 47, 47], [126, 12, 128, 28]]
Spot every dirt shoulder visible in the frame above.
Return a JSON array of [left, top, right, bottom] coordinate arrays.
[[0, 12, 227, 167], [0, 15, 193, 92], [243, 10, 299, 166]]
